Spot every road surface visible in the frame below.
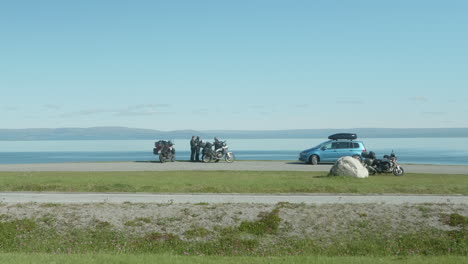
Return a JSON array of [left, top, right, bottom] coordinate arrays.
[[0, 161, 467, 174], [1, 192, 466, 204]]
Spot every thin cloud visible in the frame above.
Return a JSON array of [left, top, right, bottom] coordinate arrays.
[[409, 96, 428, 102], [336, 100, 364, 105], [115, 110, 161, 116], [249, 105, 266, 109], [192, 108, 209, 114], [61, 108, 113, 117], [422, 111, 446, 115], [43, 104, 61, 110], [60, 104, 171, 117], [127, 104, 170, 110], [3, 106, 18, 111]]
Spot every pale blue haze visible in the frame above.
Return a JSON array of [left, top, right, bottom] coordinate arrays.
[[1, 0, 467, 130]]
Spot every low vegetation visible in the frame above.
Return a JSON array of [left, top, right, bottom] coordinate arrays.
[[0, 254, 466, 264], [0, 171, 467, 194], [0, 204, 466, 257]]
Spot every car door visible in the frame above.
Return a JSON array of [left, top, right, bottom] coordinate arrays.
[[338, 142, 356, 157], [331, 142, 350, 160], [319, 142, 338, 162]]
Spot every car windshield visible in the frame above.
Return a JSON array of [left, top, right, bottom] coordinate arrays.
[[311, 142, 325, 149]]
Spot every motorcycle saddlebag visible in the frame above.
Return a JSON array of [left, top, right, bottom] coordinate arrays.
[[328, 133, 357, 140], [153, 148, 159, 155]]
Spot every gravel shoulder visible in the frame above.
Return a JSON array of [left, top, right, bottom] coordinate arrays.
[[1, 161, 468, 174]]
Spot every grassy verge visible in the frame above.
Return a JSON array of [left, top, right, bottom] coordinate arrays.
[[0, 254, 466, 264], [0, 171, 467, 194]]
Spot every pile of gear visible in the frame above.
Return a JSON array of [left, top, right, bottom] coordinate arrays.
[[153, 140, 175, 163]]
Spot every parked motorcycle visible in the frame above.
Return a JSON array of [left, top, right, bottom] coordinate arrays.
[[362, 151, 404, 176], [203, 141, 235, 163], [153, 140, 176, 163]]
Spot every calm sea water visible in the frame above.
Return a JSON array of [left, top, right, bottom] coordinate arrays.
[[0, 138, 467, 165]]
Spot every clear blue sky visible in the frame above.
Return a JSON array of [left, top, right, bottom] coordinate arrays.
[[1, 0, 467, 130]]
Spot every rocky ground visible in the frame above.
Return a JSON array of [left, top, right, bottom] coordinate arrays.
[[1, 202, 466, 241]]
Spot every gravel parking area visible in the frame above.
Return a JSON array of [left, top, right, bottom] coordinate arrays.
[[1, 161, 468, 174]]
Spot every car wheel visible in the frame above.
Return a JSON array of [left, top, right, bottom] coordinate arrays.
[[309, 155, 318, 165], [352, 155, 362, 163]]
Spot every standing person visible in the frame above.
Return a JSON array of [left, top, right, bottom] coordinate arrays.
[[190, 136, 196, 162], [195, 136, 201, 161], [214, 137, 222, 151]]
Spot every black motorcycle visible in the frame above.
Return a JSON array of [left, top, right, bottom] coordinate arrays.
[[362, 151, 404, 176], [153, 140, 176, 163]]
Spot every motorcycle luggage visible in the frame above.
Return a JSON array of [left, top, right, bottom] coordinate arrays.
[[328, 133, 357, 140]]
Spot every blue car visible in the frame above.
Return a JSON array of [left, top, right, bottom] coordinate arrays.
[[298, 133, 367, 165]]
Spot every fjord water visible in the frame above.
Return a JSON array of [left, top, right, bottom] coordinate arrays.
[[0, 138, 467, 165]]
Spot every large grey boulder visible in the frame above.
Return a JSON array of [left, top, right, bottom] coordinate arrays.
[[329, 156, 369, 178]]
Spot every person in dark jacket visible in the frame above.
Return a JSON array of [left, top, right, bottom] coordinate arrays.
[[214, 137, 223, 151], [190, 136, 196, 161], [195, 136, 201, 161]]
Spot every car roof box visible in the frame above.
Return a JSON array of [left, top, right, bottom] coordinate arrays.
[[328, 133, 357, 140]]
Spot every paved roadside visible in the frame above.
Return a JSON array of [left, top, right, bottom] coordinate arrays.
[[1, 192, 466, 204], [0, 161, 468, 174]]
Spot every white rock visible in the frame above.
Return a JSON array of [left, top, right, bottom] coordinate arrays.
[[329, 156, 369, 178]]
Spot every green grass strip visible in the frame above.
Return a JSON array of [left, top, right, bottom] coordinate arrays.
[[0, 171, 467, 194], [0, 254, 466, 264]]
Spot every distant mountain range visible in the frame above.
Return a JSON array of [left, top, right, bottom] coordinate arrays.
[[0, 127, 467, 140]]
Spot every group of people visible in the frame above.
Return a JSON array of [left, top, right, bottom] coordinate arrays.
[[189, 136, 223, 162]]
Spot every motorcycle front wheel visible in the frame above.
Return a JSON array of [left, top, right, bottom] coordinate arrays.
[[159, 154, 166, 163], [225, 152, 235, 163], [393, 166, 404, 176]]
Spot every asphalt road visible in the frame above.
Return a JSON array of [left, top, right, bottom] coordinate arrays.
[[0, 161, 467, 174], [1, 192, 467, 204]]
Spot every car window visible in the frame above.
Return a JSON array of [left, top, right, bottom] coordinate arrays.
[[352, 142, 360, 148], [335, 142, 350, 149], [323, 142, 332, 149]]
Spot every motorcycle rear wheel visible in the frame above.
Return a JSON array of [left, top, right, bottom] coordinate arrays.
[[393, 166, 404, 176], [352, 155, 362, 163], [367, 167, 376, 175], [203, 155, 212, 163]]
